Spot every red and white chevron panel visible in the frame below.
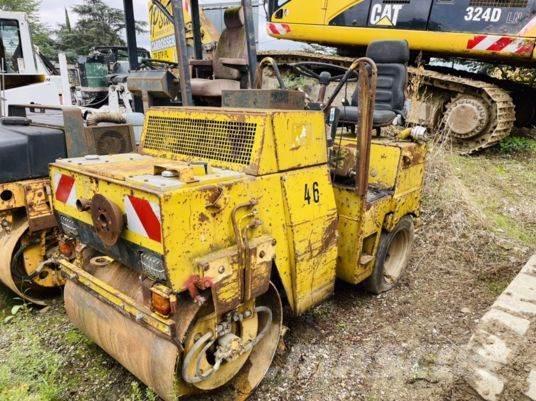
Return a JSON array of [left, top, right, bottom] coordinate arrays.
[[124, 195, 162, 243], [467, 35, 534, 56], [54, 173, 77, 206], [267, 22, 291, 36]]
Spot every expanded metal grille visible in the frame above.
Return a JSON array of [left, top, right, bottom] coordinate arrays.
[[469, 0, 528, 7], [143, 115, 257, 165]]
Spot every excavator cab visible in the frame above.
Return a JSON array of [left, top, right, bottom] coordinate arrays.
[[131, 0, 258, 110], [190, 7, 250, 102]]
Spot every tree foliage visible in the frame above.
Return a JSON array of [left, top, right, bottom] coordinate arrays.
[[56, 0, 146, 61]]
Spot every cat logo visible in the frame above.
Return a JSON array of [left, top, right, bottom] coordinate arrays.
[[370, 4, 404, 27]]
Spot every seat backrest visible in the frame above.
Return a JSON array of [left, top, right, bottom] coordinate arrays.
[[352, 40, 409, 114], [212, 7, 247, 80]]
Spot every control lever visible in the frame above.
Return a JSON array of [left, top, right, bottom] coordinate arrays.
[[326, 107, 340, 147], [317, 71, 332, 105]]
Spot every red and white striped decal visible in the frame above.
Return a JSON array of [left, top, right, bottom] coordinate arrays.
[[467, 35, 534, 56], [124, 195, 162, 243], [267, 22, 291, 36], [53, 173, 77, 206]]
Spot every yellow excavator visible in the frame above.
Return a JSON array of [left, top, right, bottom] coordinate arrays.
[[148, 0, 220, 61], [264, 0, 536, 153]]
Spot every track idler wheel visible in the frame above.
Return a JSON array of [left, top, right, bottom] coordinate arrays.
[[443, 95, 491, 140], [0, 217, 62, 305]]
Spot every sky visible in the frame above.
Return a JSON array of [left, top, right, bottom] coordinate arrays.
[[39, 0, 303, 50]]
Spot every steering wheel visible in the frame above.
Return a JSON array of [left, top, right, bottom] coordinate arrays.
[[290, 62, 358, 83], [139, 58, 178, 70]]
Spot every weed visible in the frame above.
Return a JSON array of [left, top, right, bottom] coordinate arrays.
[[0, 326, 65, 401], [129, 381, 144, 401], [498, 135, 536, 154], [128, 381, 156, 401], [485, 278, 510, 296], [64, 328, 92, 346], [146, 388, 158, 401]]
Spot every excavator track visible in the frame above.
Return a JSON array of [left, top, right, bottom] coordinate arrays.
[[416, 68, 516, 154], [258, 51, 516, 154]]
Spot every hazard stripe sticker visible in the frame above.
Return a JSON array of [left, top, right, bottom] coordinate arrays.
[[467, 35, 534, 56], [53, 173, 77, 206], [124, 195, 162, 243], [267, 22, 291, 36]]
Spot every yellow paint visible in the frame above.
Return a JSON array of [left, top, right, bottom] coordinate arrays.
[[60, 259, 175, 336], [268, 0, 536, 61], [52, 107, 425, 318], [50, 164, 164, 254], [333, 138, 426, 284], [148, 0, 220, 62], [140, 107, 327, 175]]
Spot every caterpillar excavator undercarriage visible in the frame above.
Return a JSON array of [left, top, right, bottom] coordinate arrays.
[[263, 0, 536, 153]]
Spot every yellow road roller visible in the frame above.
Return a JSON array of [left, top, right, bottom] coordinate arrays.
[[51, 56, 427, 400], [0, 105, 136, 304]]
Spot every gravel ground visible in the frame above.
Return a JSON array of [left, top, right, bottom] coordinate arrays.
[[0, 145, 534, 401]]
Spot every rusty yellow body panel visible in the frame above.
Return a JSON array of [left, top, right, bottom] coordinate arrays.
[[51, 104, 426, 400], [52, 108, 336, 317], [334, 138, 426, 284], [140, 107, 327, 175], [0, 178, 63, 304]]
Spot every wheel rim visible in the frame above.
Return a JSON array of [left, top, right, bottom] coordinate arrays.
[[182, 309, 259, 391], [383, 229, 411, 285]]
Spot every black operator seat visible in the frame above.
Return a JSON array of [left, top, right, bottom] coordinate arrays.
[[337, 40, 409, 128], [190, 7, 249, 98]]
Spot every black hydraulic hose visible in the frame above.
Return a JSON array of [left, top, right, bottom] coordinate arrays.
[[10, 238, 41, 282]]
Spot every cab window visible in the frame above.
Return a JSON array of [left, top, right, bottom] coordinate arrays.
[[0, 19, 22, 73]]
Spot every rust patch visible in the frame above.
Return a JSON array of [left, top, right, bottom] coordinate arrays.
[[198, 213, 209, 223], [205, 186, 223, 205], [401, 143, 426, 168], [320, 217, 339, 254]]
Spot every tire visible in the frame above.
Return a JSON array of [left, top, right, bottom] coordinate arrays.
[[365, 216, 415, 295]]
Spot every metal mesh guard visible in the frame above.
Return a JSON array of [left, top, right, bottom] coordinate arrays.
[[143, 115, 258, 165]]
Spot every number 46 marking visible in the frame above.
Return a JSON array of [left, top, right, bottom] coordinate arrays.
[[304, 182, 320, 204]]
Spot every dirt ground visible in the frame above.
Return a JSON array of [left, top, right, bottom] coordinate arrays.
[[0, 139, 534, 401]]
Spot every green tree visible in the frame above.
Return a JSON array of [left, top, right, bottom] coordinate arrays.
[[0, 0, 56, 60], [57, 0, 146, 60]]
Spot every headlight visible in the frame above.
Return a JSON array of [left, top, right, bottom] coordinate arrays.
[[59, 215, 78, 236], [140, 251, 166, 280]]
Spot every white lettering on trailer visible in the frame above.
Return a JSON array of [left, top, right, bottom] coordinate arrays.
[[370, 4, 404, 26], [465, 7, 502, 23]]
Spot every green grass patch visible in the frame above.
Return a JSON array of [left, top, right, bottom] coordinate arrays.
[[0, 312, 66, 401], [498, 135, 536, 155], [64, 328, 92, 346], [490, 212, 535, 245], [485, 278, 511, 297], [447, 152, 536, 247]]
